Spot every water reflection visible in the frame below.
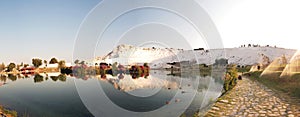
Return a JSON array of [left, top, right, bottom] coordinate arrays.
[[97, 73, 178, 92], [0, 71, 224, 117]]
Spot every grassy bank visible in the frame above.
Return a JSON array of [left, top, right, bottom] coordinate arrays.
[[0, 106, 17, 117], [246, 71, 300, 98]]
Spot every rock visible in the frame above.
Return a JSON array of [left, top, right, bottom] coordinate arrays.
[[287, 114, 295, 117], [267, 113, 277, 117], [280, 111, 286, 115], [211, 107, 220, 111], [219, 100, 229, 103], [259, 110, 267, 114], [259, 114, 266, 116]]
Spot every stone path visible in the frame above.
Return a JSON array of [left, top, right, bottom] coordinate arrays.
[[204, 77, 300, 117]]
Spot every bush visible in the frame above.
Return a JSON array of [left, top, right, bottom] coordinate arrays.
[[223, 65, 238, 93]]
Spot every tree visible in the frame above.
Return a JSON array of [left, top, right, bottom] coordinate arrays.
[[0, 63, 5, 72], [80, 61, 85, 65], [214, 58, 228, 66], [228, 65, 238, 79], [44, 60, 47, 67], [32, 58, 42, 68], [58, 60, 66, 69], [223, 65, 238, 92], [74, 59, 80, 64], [7, 63, 16, 72], [24, 64, 29, 68], [49, 58, 58, 64], [16, 64, 21, 70]]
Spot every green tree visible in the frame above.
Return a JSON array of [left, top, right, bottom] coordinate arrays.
[[223, 65, 238, 92], [214, 58, 228, 66], [7, 63, 16, 72], [80, 61, 85, 65], [32, 58, 42, 68], [24, 64, 29, 68], [58, 60, 66, 69], [44, 60, 47, 67], [74, 59, 80, 64], [49, 58, 58, 64], [16, 64, 21, 70], [0, 63, 5, 72]]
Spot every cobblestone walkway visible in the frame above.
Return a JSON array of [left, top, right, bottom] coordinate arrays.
[[205, 77, 300, 117]]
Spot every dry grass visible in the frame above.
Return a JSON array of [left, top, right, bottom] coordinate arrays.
[[247, 71, 300, 98]]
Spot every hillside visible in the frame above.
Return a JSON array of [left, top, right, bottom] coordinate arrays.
[[95, 44, 296, 69]]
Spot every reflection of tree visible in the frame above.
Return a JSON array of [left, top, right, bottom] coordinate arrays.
[[130, 73, 140, 79], [58, 74, 67, 82], [0, 75, 7, 82], [34, 74, 44, 83], [8, 74, 17, 81], [73, 66, 85, 77], [50, 76, 58, 81]]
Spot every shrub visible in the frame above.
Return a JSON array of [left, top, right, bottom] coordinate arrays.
[[223, 65, 238, 92]]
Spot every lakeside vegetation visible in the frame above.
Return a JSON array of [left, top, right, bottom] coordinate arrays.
[[166, 58, 243, 95], [0, 105, 17, 117]]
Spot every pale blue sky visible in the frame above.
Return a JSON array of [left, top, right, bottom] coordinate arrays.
[[0, 0, 101, 64], [1, 0, 300, 64]]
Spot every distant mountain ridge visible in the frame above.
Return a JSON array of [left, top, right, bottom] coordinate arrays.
[[95, 44, 296, 68]]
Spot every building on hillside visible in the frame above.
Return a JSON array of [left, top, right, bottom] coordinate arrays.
[[194, 48, 205, 51]]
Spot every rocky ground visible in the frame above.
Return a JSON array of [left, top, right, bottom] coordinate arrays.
[[204, 77, 300, 117]]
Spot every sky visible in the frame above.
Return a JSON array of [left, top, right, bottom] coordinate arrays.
[[0, 0, 101, 64], [200, 0, 300, 50], [1, 0, 300, 64]]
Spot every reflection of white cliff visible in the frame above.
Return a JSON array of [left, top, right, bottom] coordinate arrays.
[[96, 44, 296, 68], [39, 72, 60, 77], [109, 75, 179, 92]]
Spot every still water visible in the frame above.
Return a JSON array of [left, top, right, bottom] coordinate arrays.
[[0, 71, 223, 117]]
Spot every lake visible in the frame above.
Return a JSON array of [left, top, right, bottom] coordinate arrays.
[[0, 71, 223, 117]]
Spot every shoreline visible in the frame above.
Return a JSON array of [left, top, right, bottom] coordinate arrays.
[[0, 105, 17, 117]]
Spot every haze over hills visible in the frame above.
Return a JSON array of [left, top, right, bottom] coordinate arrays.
[[94, 44, 296, 69]]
